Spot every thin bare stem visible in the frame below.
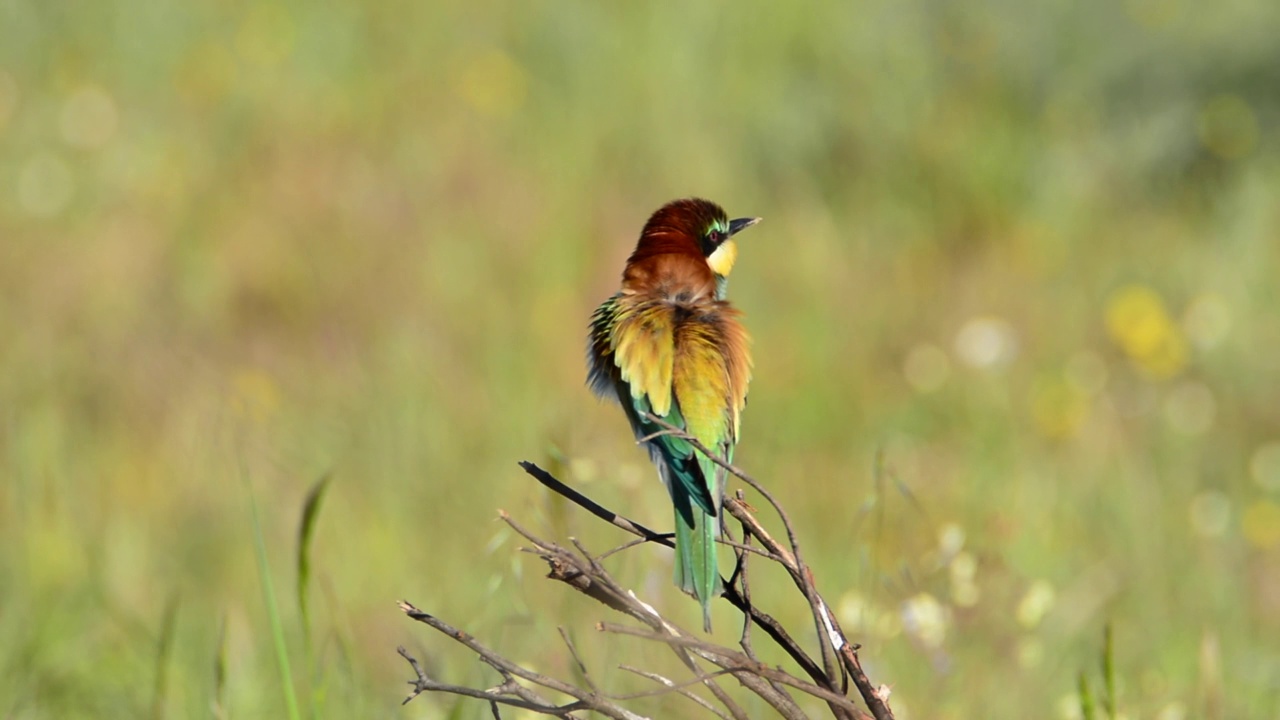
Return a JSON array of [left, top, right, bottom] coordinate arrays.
[[559, 627, 599, 695], [398, 603, 644, 720], [398, 461, 896, 720], [519, 463, 828, 687], [618, 666, 734, 720], [599, 622, 865, 717]]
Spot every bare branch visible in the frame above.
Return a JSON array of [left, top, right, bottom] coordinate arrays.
[[559, 627, 599, 695], [397, 646, 589, 718], [618, 665, 734, 720], [519, 462, 829, 686], [599, 623, 866, 717], [398, 603, 646, 720], [397, 461, 897, 720]]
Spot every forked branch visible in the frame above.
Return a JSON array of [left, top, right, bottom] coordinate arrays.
[[397, 455, 896, 719]]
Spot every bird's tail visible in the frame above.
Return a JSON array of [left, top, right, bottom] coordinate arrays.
[[671, 485, 720, 631]]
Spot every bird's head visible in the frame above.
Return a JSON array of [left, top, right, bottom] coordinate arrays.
[[634, 198, 761, 279]]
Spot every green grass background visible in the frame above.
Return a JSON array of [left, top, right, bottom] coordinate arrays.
[[2, 0, 1279, 717]]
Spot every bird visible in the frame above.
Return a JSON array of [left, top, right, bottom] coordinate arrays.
[[587, 198, 758, 631]]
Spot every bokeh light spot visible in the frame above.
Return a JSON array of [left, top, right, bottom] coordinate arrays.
[[568, 457, 598, 484], [904, 343, 950, 393], [949, 551, 980, 607], [938, 522, 966, 556], [1163, 381, 1216, 436], [1057, 693, 1085, 720], [60, 84, 119, 150], [1242, 501, 1280, 549], [951, 581, 980, 608], [838, 590, 869, 631], [1198, 95, 1258, 160], [18, 152, 74, 217], [954, 316, 1018, 370], [902, 592, 948, 648], [950, 551, 976, 582], [1250, 442, 1280, 492], [1016, 580, 1055, 628], [1017, 637, 1044, 668], [1188, 490, 1231, 538], [1182, 293, 1231, 350]]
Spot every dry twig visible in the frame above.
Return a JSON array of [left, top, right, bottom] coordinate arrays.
[[396, 451, 896, 719]]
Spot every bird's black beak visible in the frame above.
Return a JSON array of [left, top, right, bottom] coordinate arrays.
[[728, 217, 761, 237]]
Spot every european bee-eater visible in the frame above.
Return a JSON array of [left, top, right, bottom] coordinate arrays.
[[587, 198, 758, 630]]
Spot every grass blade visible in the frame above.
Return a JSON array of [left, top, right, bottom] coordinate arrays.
[[1102, 624, 1116, 718], [212, 614, 228, 720], [1078, 671, 1095, 720], [297, 473, 332, 631], [150, 594, 179, 720], [245, 469, 303, 720]]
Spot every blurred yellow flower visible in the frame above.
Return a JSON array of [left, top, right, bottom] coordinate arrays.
[[1104, 284, 1188, 378], [1031, 376, 1089, 438], [1242, 500, 1280, 549], [456, 49, 527, 118]]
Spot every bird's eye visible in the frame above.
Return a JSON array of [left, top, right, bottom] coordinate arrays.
[[707, 229, 722, 244]]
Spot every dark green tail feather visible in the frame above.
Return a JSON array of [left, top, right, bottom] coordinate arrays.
[[670, 480, 721, 631], [620, 391, 724, 630]]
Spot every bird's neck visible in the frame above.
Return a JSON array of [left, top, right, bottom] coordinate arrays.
[[622, 252, 718, 303], [715, 274, 729, 301]]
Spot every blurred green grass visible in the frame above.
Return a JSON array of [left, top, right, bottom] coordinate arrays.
[[2, 0, 1279, 717]]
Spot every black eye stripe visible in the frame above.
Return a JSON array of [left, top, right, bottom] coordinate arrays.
[[701, 224, 727, 256]]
